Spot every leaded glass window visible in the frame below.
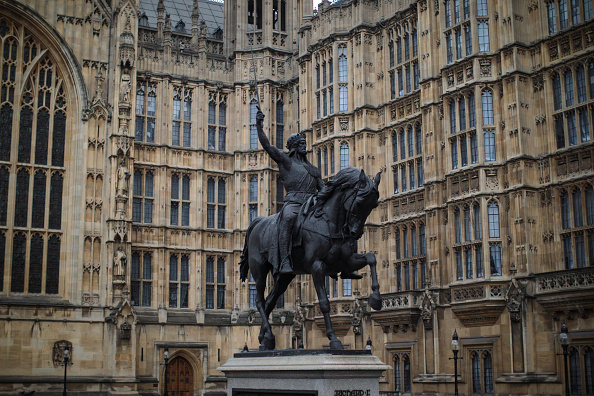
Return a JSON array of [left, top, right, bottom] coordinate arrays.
[[1, 21, 68, 294]]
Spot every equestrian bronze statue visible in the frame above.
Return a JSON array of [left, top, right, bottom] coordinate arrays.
[[239, 110, 382, 351]]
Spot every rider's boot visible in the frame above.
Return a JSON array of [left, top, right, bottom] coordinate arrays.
[[341, 272, 363, 280], [278, 228, 293, 274], [279, 256, 293, 274]]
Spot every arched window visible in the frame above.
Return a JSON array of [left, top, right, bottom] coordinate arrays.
[[488, 201, 500, 238], [272, 0, 286, 31], [484, 130, 496, 161], [133, 170, 153, 224], [389, 40, 394, 68], [340, 142, 349, 170], [585, 348, 594, 393], [415, 123, 422, 155], [395, 228, 401, 260], [407, 126, 414, 157], [586, 185, 594, 225], [208, 100, 216, 149], [450, 101, 457, 134], [472, 352, 481, 393], [217, 257, 226, 308], [454, 208, 461, 243], [459, 97, 466, 131], [419, 223, 426, 255], [464, 94, 475, 130], [402, 354, 411, 392], [1, 19, 68, 294], [249, 176, 258, 222], [207, 177, 216, 228], [330, 144, 335, 174], [392, 132, 398, 162], [569, 347, 582, 395], [573, 189, 584, 227], [548, 2, 558, 34], [565, 69, 575, 107], [131, 252, 152, 306], [338, 46, 347, 81], [561, 190, 571, 229], [577, 64, 587, 103], [276, 99, 284, 149], [0, 167, 8, 226], [247, 0, 263, 30], [218, 179, 226, 228], [553, 73, 563, 110], [404, 33, 410, 60], [483, 351, 494, 393], [171, 174, 179, 225], [169, 254, 190, 308], [482, 89, 494, 125], [464, 205, 471, 242], [474, 203, 482, 239], [411, 224, 417, 257], [478, 21, 490, 52], [403, 226, 409, 258], [250, 99, 258, 149], [394, 355, 401, 392]]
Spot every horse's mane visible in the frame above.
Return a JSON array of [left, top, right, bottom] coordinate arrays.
[[314, 167, 375, 213]]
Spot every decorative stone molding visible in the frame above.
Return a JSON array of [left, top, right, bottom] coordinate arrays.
[[505, 278, 527, 322]]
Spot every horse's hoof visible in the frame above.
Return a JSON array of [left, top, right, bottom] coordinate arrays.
[[260, 334, 276, 350], [329, 340, 344, 350], [369, 292, 382, 311]]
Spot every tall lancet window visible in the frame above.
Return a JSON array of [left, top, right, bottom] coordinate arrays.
[[0, 19, 68, 294]]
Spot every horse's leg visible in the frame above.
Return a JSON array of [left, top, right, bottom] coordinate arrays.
[[311, 260, 343, 350], [264, 274, 295, 317], [344, 252, 382, 311], [255, 274, 276, 350], [257, 273, 294, 343], [364, 252, 382, 310]]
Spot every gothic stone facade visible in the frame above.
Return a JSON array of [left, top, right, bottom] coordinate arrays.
[[1, 0, 594, 395]]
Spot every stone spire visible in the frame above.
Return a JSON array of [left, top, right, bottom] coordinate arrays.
[[191, 0, 200, 49], [157, 0, 165, 42]]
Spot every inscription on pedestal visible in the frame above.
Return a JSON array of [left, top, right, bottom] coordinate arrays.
[[233, 390, 317, 396]]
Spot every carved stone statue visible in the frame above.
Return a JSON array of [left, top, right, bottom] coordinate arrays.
[[113, 246, 127, 278], [200, 19, 206, 37], [120, 72, 131, 103], [116, 157, 130, 197]]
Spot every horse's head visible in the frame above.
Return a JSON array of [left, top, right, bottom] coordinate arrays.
[[342, 170, 381, 239]]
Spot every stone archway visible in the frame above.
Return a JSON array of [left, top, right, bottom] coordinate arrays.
[[165, 356, 194, 395]]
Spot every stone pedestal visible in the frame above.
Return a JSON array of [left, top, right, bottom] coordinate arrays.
[[218, 349, 390, 396]]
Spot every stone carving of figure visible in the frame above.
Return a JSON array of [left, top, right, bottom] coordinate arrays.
[[113, 246, 127, 278], [121, 72, 131, 103], [200, 19, 207, 37], [116, 157, 130, 197]]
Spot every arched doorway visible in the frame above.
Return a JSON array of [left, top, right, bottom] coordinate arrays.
[[166, 356, 194, 395]]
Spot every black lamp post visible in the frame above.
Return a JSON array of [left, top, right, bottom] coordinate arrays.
[[163, 345, 170, 396], [62, 344, 70, 396], [450, 330, 461, 396], [559, 323, 571, 396]]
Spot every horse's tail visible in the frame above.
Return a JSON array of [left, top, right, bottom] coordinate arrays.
[[239, 217, 263, 282]]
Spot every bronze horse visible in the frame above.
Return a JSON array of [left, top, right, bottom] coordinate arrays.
[[239, 167, 382, 350]]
